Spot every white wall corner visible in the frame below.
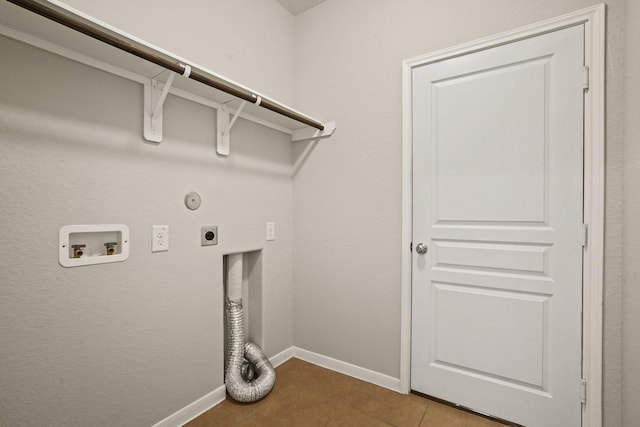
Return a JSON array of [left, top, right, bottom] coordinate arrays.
[[270, 346, 296, 367]]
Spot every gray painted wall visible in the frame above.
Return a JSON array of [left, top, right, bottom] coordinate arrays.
[[62, 0, 296, 106], [292, 0, 633, 426], [0, 1, 295, 425], [1, 0, 638, 426], [622, 0, 640, 425]]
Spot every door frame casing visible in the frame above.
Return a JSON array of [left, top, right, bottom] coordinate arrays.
[[400, 5, 605, 426]]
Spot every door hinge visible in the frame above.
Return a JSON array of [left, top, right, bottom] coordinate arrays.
[[582, 66, 590, 91], [582, 224, 589, 247], [580, 378, 587, 404], [410, 241, 413, 252]]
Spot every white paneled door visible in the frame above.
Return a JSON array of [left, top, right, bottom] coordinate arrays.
[[411, 25, 585, 426]]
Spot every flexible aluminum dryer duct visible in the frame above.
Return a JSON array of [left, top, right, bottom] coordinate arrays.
[[225, 253, 275, 402]]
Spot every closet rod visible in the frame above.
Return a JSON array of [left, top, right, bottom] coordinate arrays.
[[7, 0, 325, 131]]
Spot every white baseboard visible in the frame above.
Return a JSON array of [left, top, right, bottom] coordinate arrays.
[[269, 346, 296, 368], [292, 346, 402, 393], [150, 347, 294, 427], [150, 384, 226, 427], [152, 346, 402, 426]]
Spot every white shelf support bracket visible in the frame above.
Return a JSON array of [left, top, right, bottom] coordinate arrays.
[[291, 121, 336, 142], [216, 97, 253, 156], [143, 64, 191, 142]]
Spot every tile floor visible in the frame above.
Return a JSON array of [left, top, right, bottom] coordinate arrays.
[[186, 358, 510, 427]]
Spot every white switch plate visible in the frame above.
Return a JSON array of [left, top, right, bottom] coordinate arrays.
[[266, 222, 275, 241], [152, 225, 169, 252]]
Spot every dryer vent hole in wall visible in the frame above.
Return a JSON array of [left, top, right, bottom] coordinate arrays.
[[224, 252, 275, 402]]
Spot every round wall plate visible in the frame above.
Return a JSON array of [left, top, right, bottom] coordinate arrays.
[[184, 191, 201, 210]]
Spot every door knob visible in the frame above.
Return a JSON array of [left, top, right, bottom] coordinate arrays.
[[415, 242, 428, 254]]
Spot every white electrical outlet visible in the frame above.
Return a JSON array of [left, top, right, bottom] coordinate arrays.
[[152, 225, 169, 252], [266, 222, 275, 241]]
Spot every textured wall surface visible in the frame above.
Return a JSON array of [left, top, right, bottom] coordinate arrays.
[[292, 0, 627, 425], [622, 0, 640, 425], [1, 0, 638, 425], [0, 1, 295, 424], [62, 0, 295, 105]]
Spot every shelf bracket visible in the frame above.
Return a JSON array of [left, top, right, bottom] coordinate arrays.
[[216, 92, 263, 155], [291, 121, 336, 142], [143, 64, 191, 142], [216, 100, 249, 156]]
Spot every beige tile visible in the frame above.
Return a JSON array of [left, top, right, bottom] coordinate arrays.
[[276, 358, 328, 385], [349, 385, 429, 427], [420, 401, 508, 427], [267, 402, 338, 426], [326, 403, 396, 426], [226, 414, 284, 427], [184, 405, 251, 427], [232, 381, 327, 421], [189, 358, 505, 427], [297, 368, 371, 405]]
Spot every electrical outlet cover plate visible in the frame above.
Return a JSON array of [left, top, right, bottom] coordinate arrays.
[[201, 226, 218, 246], [152, 225, 169, 252], [266, 222, 275, 241]]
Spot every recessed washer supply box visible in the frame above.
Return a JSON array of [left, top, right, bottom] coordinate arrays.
[[59, 224, 130, 267]]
